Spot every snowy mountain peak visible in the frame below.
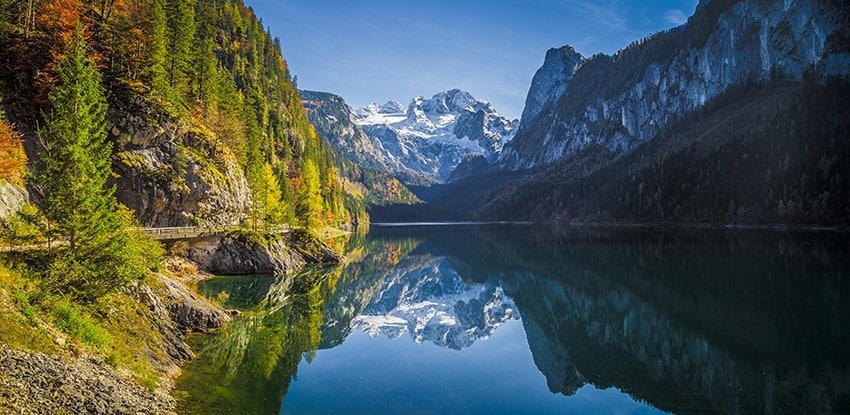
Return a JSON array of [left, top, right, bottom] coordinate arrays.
[[379, 100, 405, 114], [353, 89, 516, 183], [420, 89, 479, 114]]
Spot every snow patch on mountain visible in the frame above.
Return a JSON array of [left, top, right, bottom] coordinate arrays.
[[354, 89, 516, 183]]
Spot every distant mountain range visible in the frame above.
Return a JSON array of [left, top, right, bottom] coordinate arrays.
[[370, 0, 850, 225]]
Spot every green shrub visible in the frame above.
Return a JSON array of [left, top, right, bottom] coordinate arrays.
[[50, 298, 112, 353]]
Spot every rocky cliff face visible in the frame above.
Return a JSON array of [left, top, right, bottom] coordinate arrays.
[[500, 0, 850, 169], [300, 90, 389, 172], [109, 94, 252, 227], [355, 89, 516, 183], [0, 181, 26, 219], [519, 45, 585, 128]]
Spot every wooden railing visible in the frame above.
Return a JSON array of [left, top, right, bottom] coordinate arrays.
[[139, 224, 291, 240], [0, 225, 293, 251]]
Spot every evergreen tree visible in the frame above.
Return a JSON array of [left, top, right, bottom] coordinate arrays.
[[39, 26, 113, 253], [191, 0, 218, 104], [37, 26, 160, 301], [143, 0, 169, 100], [164, 0, 195, 104]]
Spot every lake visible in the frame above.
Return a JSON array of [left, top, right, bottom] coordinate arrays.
[[174, 224, 850, 414]]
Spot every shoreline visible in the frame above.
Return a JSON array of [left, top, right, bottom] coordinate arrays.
[[0, 229, 342, 414], [369, 220, 849, 233]]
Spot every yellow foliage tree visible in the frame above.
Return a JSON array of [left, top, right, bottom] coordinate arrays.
[[261, 162, 284, 225]]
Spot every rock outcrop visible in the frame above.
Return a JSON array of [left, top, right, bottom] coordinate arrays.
[[0, 181, 26, 219], [109, 93, 252, 227], [158, 275, 231, 334], [518, 45, 585, 129], [184, 230, 340, 275], [123, 282, 195, 363]]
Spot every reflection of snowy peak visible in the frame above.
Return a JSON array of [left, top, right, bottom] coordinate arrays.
[[352, 257, 518, 350], [354, 89, 516, 183]]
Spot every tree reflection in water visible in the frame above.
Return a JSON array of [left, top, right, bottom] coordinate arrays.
[[177, 226, 850, 415]]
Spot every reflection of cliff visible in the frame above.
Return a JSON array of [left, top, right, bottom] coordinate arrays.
[[505, 267, 850, 414], [353, 256, 518, 350], [446, 227, 850, 415]]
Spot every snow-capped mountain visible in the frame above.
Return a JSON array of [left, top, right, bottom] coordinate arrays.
[[355, 89, 516, 183], [352, 257, 518, 350], [500, 0, 850, 170]]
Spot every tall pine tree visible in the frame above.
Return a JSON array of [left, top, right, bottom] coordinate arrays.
[[143, 0, 170, 101], [39, 25, 113, 253], [37, 26, 160, 301], [165, 0, 195, 105]]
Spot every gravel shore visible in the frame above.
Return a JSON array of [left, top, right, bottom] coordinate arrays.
[[0, 345, 176, 415]]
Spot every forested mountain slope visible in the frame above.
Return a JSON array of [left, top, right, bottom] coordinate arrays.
[[300, 90, 419, 208], [0, 0, 360, 228]]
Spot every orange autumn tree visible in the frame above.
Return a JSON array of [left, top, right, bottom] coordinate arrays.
[[32, 0, 86, 105], [0, 113, 27, 182]]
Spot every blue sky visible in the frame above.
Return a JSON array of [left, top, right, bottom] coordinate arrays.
[[245, 0, 699, 119]]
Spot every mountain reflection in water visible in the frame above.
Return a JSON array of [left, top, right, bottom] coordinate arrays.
[[176, 225, 850, 415]]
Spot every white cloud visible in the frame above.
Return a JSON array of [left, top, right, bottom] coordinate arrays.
[[664, 9, 688, 26], [563, 0, 630, 32]]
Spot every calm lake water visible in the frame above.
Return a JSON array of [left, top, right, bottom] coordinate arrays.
[[175, 224, 850, 414]]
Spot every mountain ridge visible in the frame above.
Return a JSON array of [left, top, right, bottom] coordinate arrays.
[[370, 0, 850, 226], [499, 0, 850, 170]]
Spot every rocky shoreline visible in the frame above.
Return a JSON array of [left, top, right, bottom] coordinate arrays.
[[0, 346, 176, 415], [0, 229, 341, 414]]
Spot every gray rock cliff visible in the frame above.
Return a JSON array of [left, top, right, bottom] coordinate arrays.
[[109, 94, 252, 227], [501, 0, 850, 169]]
